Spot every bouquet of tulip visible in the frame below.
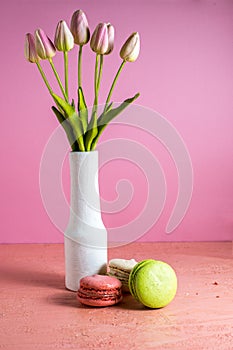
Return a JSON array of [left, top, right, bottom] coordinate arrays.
[[25, 10, 140, 152]]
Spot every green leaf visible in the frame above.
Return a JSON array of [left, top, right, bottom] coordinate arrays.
[[77, 87, 88, 133], [85, 112, 98, 151], [71, 99, 75, 109], [52, 93, 85, 151], [51, 106, 65, 124], [52, 93, 75, 118], [91, 93, 140, 150], [98, 93, 139, 132], [106, 102, 113, 113], [51, 106, 79, 152]]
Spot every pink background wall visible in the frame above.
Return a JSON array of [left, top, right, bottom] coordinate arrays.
[[1, 0, 233, 243]]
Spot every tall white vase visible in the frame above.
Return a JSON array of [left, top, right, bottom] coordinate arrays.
[[64, 151, 108, 291]]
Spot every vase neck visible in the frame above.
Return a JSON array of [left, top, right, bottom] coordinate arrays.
[[69, 151, 102, 221]]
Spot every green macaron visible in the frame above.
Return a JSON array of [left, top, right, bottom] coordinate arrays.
[[129, 259, 177, 308]]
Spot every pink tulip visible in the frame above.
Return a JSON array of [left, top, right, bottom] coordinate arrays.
[[120, 32, 140, 62], [105, 23, 114, 55], [24, 33, 40, 63], [54, 20, 74, 52], [70, 9, 90, 46], [35, 29, 56, 59], [90, 23, 109, 55]]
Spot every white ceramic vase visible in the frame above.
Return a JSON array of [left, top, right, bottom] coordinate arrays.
[[64, 151, 108, 291]]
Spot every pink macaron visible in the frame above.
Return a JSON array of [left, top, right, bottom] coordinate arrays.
[[77, 274, 123, 307]]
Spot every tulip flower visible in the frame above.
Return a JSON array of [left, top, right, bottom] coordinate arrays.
[[24, 33, 40, 63], [35, 29, 68, 101], [35, 29, 56, 59], [54, 20, 74, 100], [54, 20, 74, 52], [90, 23, 109, 55], [93, 23, 115, 93], [90, 23, 114, 120], [105, 23, 114, 55], [70, 10, 90, 46], [103, 33, 140, 113], [70, 10, 90, 88], [120, 32, 140, 62], [24, 33, 54, 96], [88, 23, 109, 148]]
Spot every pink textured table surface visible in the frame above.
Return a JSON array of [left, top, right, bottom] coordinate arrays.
[[0, 242, 232, 350]]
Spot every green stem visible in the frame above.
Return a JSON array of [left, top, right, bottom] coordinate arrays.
[[92, 54, 100, 115], [49, 58, 68, 102], [36, 62, 53, 96], [78, 45, 83, 88], [64, 51, 69, 101], [97, 55, 103, 92], [104, 60, 126, 113]]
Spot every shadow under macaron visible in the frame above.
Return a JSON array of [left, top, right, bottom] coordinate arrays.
[[47, 290, 155, 310]]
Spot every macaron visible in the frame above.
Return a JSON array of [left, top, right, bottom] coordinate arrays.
[[129, 259, 177, 308], [108, 258, 137, 292], [77, 274, 123, 307]]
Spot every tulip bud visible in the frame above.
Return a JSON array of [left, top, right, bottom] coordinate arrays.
[[70, 9, 90, 46], [24, 33, 40, 63], [90, 23, 109, 55], [35, 29, 56, 59], [54, 20, 74, 52], [120, 32, 140, 62], [105, 23, 114, 55]]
